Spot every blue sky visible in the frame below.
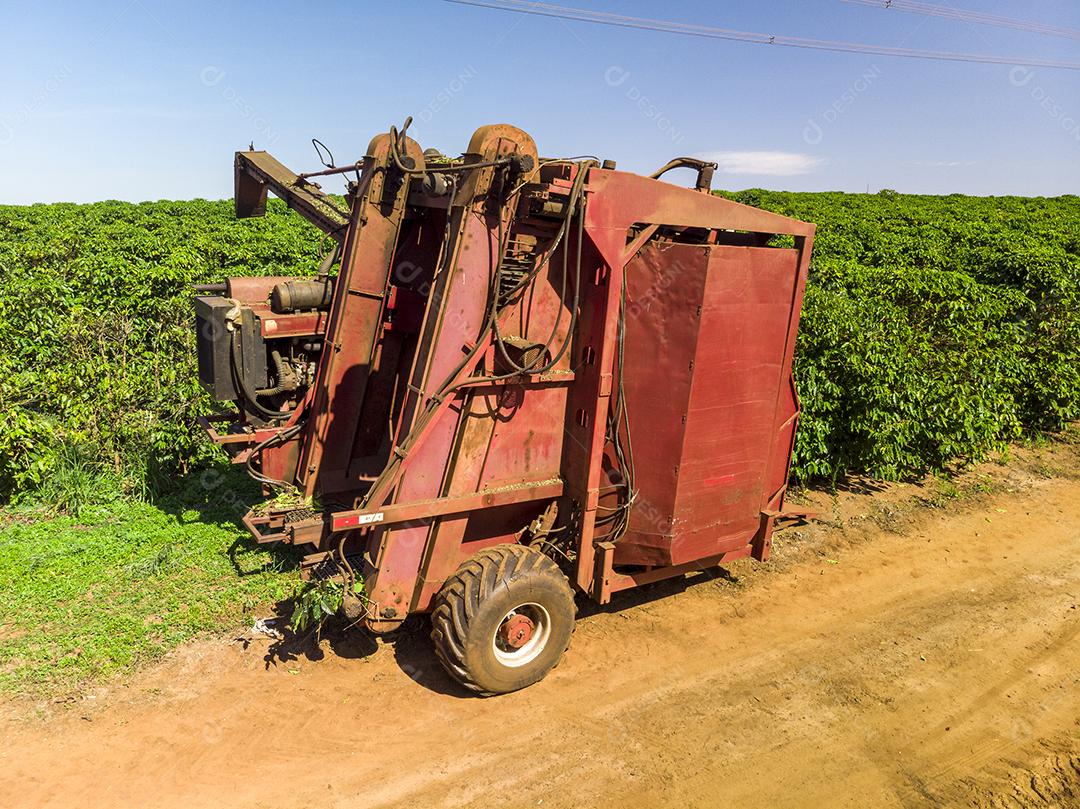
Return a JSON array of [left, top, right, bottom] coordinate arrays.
[[1, 0, 1078, 203]]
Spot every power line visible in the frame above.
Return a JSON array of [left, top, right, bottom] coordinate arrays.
[[445, 0, 1080, 70], [843, 0, 1080, 42]]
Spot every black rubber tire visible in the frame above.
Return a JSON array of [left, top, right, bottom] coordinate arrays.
[[431, 544, 576, 696]]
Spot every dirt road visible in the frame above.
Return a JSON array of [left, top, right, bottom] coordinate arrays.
[[3, 443, 1079, 808]]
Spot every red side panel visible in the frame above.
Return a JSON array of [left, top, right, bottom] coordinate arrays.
[[675, 245, 800, 561], [616, 243, 706, 551], [614, 243, 802, 566]]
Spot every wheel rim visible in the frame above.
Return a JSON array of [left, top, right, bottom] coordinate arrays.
[[492, 603, 551, 668]]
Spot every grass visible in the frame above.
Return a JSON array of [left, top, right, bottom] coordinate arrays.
[[0, 467, 302, 698]]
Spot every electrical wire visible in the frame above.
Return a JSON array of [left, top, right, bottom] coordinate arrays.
[[445, 0, 1080, 70], [312, 138, 335, 168], [594, 277, 637, 543], [356, 189, 510, 507], [842, 0, 1080, 41], [389, 117, 514, 175], [492, 160, 592, 377], [330, 122, 619, 540], [237, 119, 519, 505], [244, 423, 304, 489], [357, 157, 593, 509]]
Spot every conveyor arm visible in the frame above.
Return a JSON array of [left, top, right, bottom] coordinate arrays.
[[234, 150, 350, 238]]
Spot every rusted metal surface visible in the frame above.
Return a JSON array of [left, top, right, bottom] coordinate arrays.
[[297, 133, 427, 498], [225, 276, 293, 302], [611, 241, 805, 567], [196, 122, 814, 633], [594, 541, 753, 605], [499, 613, 535, 648], [327, 478, 564, 532], [360, 125, 545, 630], [234, 151, 349, 236]]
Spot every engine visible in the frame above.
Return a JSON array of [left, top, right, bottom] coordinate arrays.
[[195, 275, 329, 428]]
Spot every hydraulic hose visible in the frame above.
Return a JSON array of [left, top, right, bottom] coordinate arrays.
[[245, 423, 304, 489], [255, 350, 295, 397], [230, 332, 292, 420]]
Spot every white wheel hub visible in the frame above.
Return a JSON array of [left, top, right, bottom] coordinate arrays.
[[492, 603, 551, 668]]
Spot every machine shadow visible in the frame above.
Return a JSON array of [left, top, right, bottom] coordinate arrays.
[[157, 464, 305, 579], [254, 566, 742, 696], [161, 466, 468, 693], [255, 613, 378, 669], [165, 467, 741, 696], [389, 619, 475, 697], [257, 613, 473, 697], [576, 565, 740, 619]]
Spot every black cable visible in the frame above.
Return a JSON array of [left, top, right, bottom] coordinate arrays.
[[446, 0, 1080, 70], [594, 277, 637, 543], [389, 117, 514, 176], [843, 0, 1080, 41], [239, 128, 534, 507], [393, 161, 586, 505], [491, 161, 592, 377], [357, 219, 505, 506], [245, 423, 304, 488], [337, 532, 356, 589], [358, 158, 593, 509], [312, 138, 335, 168], [497, 163, 590, 304]]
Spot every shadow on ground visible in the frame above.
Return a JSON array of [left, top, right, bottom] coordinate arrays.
[[159, 463, 305, 579], [242, 610, 473, 698]]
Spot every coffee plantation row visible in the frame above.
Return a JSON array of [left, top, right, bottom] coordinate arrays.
[[1, 191, 1077, 504]]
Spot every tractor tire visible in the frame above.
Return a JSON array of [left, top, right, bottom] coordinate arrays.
[[431, 544, 576, 696]]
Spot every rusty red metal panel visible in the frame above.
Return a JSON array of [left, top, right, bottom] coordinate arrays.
[[612, 243, 804, 566], [256, 309, 327, 339], [594, 541, 753, 604], [616, 242, 707, 552], [360, 125, 549, 628], [585, 168, 815, 237], [329, 478, 563, 531], [571, 167, 815, 583], [678, 246, 802, 550], [764, 235, 814, 504], [225, 276, 292, 302], [234, 150, 350, 236]]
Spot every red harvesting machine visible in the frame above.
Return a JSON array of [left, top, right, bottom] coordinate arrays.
[[194, 121, 815, 695]]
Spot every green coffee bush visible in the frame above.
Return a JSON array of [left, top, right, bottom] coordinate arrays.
[[728, 190, 1080, 480], [0, 199, 323, 501], [1, 192, 1078, 501]]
